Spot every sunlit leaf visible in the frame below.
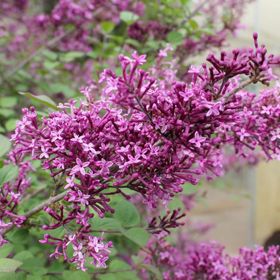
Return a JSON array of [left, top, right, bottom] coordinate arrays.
[[120, 11, 139, 24], [123, 228, 149, 247], [114, 201, 140, 227], [0, 165, 19, 186], [0, 134, 11, 157], [19, 92, 57, 110], [0, 258, 22, 273]]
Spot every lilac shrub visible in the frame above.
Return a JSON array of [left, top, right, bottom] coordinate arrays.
[[0, 34, 279, 274]]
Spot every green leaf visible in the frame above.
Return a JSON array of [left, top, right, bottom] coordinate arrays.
[[0, 244, 13, 258], [101, 21, 115, 33], [145, 40, 160, 51], [0, 272, 17, 280], [0, 108, 14, 117], [167, 31, 184, 45], [189, 19, 199, 30], [62, 271, 90, 280], [182, 183, 199, 194], [97, 275, 116, 280], [61, 51, 85, 62], [125, 38, 141, 48], [109, 259, 130, 270], [168, 196, 184, 211], [27, 276, 42, 280], [114, 201, 140, 227], [47, 261, 65, 273], [48, 261, 65, 273], [16, 70, 32, 80], [92, 217, 123, 231], [5, 119, 17, 131], [43, 61, 60, 70], [13, 251, 34, 262], [42, 50, 58, 61], [123, 228, 149, 247], [19, 92, 57, 110], [120, 11, 139, 24], [47, 83, 76, 97], [105, 259, 139, 280], [138, 264, 163, 280], [180, 0, 190, 4], [0, 97, 17, 108], [20, 257, 45, 272], [29, 267, 48, 276], [0, 258, 22, 273], [42, 275, 61, 280], [0, 165, 19, 186], [0, 135, 11, 157]]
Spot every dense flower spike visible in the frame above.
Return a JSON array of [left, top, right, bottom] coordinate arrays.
[[40, 231, 112, 271], [0, 162, 31, 245], [143, 236, 280, 280], [128, 20, 171, 42], [1, 35, 280, 270]]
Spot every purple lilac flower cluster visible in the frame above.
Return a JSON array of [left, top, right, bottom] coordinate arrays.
[[128, 20, 171, 42], [0, 162, 31, 246], [0, 0, 28, 14], [143, 236, 280, 280], [1, 0, 144, 55], [1, 34, 280, 270], [0, 0, 145, 87], [40, 232, 112, 271]]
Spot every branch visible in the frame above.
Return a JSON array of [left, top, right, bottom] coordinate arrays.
[[224, 77, 257, 102], [21, 186, 47, 204], [0, 30, 73, 84], [0, 7, 103, 85], [1, 191, 67, 235], [181, 0, 208, 26]]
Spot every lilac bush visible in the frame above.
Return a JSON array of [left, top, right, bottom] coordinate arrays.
[[0, 34, 279, 275], [0, 1, 280, 278]]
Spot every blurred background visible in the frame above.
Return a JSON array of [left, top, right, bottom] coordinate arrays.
[[191, 0, 280, 253]]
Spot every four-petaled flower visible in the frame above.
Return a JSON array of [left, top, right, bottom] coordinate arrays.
[[71, 158, 90, 176], [189, 132, 206, 148], [238, 128, 250, 141], [71, 134, 85, 144], [39, 146, 49, 159]]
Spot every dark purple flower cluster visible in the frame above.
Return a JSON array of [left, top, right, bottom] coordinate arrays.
[[40, 231, 112, 271], [0, 161, 31, 246], [0, 0, 146, 88], [1, 34, 280, 270], [128, 20, 170, 42], [0, 0, 145, 55], [0, 0, 28, 14], [143, 237, 280, 280]]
